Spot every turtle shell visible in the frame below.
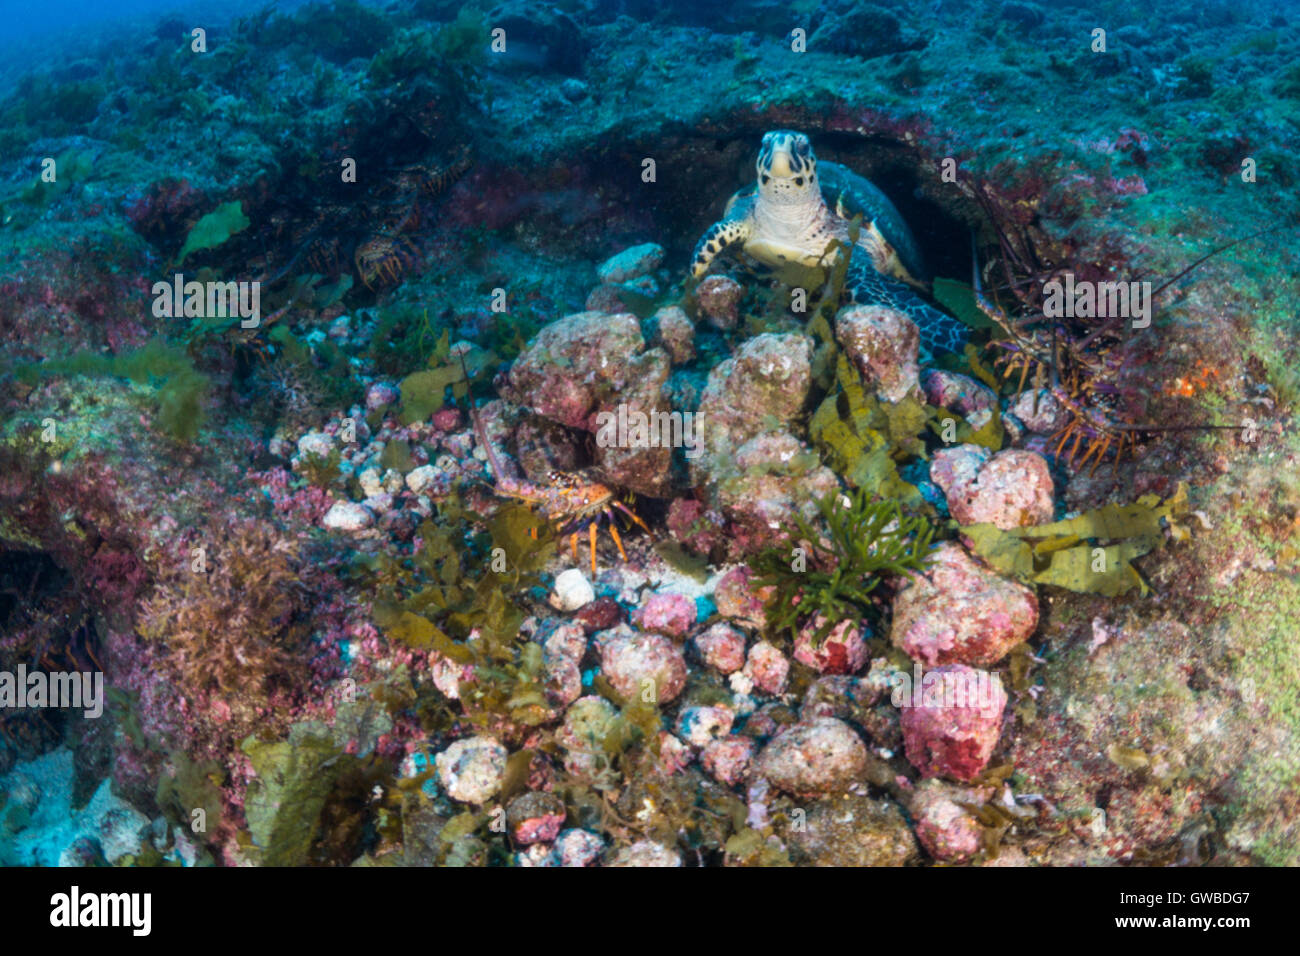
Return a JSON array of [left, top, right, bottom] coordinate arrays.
[[817, 161, 929, 287]]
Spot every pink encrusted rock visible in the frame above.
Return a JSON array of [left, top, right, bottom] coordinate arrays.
[[694, 332, 813, 479], [506, 791, 566, 846], [499, 310, 672, 496], [898, 664, 1008, 782], [1008, 388, 1069, 434], [365, 381, 400, 410], [696, 274, 744, 329], [552, 829, 604, 867], [656, 732, 693, 775], [541, 624, 587, 708], [744, 640, 789, 695], [542, 623, 588, 665], [675, 705, 735, 747], [597, 625, 688, 704], [908, 779, 994, 862], [701, 736, 755, 787], [713, 434, 840, 555], [931, 445, 1055, 529], [793, 617, 870, 675], [835, 304, 921, 403], [891, 541, 1038, 667], [693, 622, 748, 674], [713, 566, 769, 630], [431, 405, 462, 432], [666, 498, 727, 556], [929, 442, 989, 497], [754, 717, 868, 797], [922, 369, 999, 416], [650, 305, 695, 365], [636, 592, 697, 640]]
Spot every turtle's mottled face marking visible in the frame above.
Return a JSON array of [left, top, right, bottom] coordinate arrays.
[[756, 130, 819, 206]]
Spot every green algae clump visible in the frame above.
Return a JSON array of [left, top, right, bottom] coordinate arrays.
[[753, 486, 936, 645]]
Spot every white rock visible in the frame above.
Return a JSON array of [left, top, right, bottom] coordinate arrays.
[[597, 242, 665, 284], [551, 568, 596, 611], [358, 467, 384, 498], [297, 431, 334, 459], [405, 464, 439, 494], [322, 501, 374, 531], [436, 736, 507, 804], [97, 806, 151, 865]]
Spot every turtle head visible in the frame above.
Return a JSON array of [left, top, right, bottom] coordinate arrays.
[[756, 130, 819, 206]]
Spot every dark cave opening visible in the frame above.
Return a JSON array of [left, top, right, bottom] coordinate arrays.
[[582, 129, 994, 296]]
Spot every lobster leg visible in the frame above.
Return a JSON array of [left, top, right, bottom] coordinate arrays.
[[610, 500, 651, 534], [605, 513, 629, 561], [589, 522, 599, 574]]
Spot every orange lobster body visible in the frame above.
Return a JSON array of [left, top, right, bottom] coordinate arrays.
[[471, 408, 648, 572]]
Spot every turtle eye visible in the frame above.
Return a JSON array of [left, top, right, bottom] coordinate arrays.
[[794, 176, 804, 186], [761, 174, 771, 185], [797, 139, 810, 156]]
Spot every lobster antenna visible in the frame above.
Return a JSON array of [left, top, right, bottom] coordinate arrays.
[[1151, 221, 1294, 301], [456, 346, 507, 482]]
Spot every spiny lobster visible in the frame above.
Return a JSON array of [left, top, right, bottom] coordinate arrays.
[[969, 219, 1283, 475], [459, 351, 650, 573]]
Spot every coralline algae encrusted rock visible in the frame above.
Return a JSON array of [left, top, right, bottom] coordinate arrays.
[[783, 795, 920, 867], [898, 664, 1008, 782], [835, 303, 922, 403], [435, 735, 507, 804], [499, 309, 672, 496], [891, 541, 1038, 667], [693, 622, 748, 674], [793, 617, 870, 675], [691, 333, 839, 553], [595, 624, 687, 703], [931, 444, 1055, 528], [922, 369, 999, 416], [694, 332, 813, 475], [754, 716, 869, 797], [907, 779, 994, 862]]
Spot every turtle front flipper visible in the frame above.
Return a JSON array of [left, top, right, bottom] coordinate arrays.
[[846, 256, 970, 357], [690, 207, 754, 279]]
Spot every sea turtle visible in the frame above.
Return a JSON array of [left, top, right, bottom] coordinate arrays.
[[690, 130, 968, 355]]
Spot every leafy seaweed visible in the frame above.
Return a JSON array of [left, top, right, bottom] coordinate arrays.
[[17, 339, 210, 442], [960, 483, 1192, 596], [809, 352, 929, 506], [752, 486, 937, 645], [932, 277, 995, 330], [176, 200, 250, 265]]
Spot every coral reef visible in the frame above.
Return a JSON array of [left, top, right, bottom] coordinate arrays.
[[1, 0, 1298, 873]]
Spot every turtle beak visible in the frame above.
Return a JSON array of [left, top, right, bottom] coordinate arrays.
[[767, 148, 797, 177]]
